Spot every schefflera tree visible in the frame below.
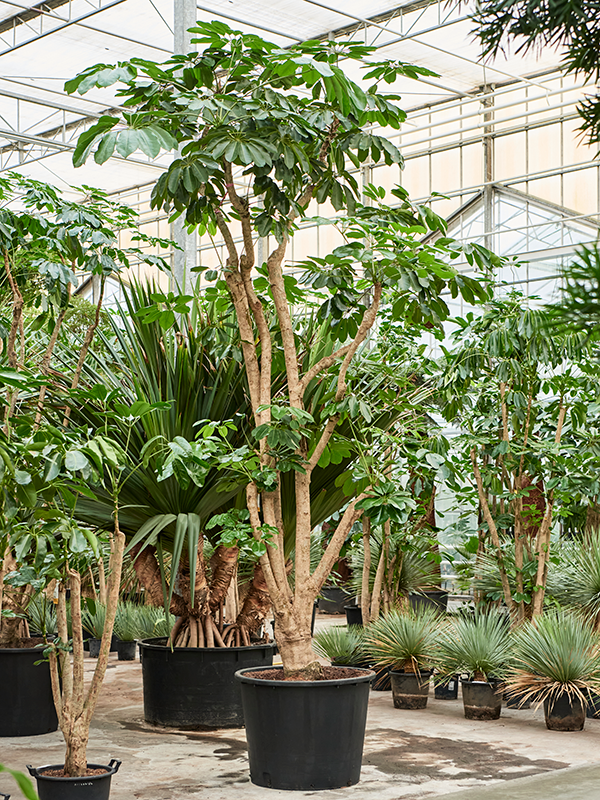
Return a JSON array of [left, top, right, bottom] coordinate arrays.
[[67, 22, 496, 677]]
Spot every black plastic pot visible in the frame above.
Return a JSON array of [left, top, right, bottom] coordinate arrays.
[[544, 694, 586, 731], [586, 691, 600, 719], [0, 646, 58, 736], [318, 586, 351, 614], [371, 665, 392, 691], [390, 670, 432, 709], [504, 689, 531, 709], [434, 674, 459, 700], [27, 760, 121, 800], [116, 640, 137, 661], [140, 638, 274, 729], [409, 590, 448, 613], [236, 664, 373, 790], [1, 792, 9, 799], [344, 605, 363, 626], [461, 679, 502, 720], [88, 638, 102, 658]]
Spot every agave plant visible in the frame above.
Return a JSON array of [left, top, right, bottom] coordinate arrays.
[[504, 610, 600, 708], [437, 610, 511, 682], [312, 626, 366, 666], [364, 607, 440, 673]]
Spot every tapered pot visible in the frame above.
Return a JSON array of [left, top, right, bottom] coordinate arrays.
[[318, 587, 351, 614], [504, 689, 531, 709], [0, 646, 58, 736], [27, 760, 121, 800], [344, 605, 363, 626], [371, 665, 391, 691], [236, 664, 373, 790], [461, 679, 502, 720], [390, 670, 432, 709], [139, 638, 274, 729], [544, 694, 585, 731], [409, 590, 448, 613], [116, 640, 137, 661]]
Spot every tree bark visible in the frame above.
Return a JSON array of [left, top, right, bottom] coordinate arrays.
[[360, 516, 372, 627]]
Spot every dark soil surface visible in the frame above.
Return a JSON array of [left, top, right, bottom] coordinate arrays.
[[40, 768, 109, 777], [244, 665, 368, 681], [0, 637, 45, 649]]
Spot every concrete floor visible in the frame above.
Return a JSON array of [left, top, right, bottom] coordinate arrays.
[[2, 619, 600, 800]]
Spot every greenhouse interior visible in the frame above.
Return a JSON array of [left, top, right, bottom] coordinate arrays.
[[2, 0, 600, 798]]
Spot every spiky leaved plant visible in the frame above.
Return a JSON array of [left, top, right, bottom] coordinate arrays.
[[437, 610, 511, 682], [364, 607, 440, 673], [312, 625, 366, 666], [504, 610, 600, 708], [549, 533, 600, 629]]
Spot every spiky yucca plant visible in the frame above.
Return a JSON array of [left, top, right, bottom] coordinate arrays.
[[437, 611, 511, 682], [312, 626, 366, 666], [504, 611, 600, 708], [365, 607, 440, 673], [549, 534, 600, 628]]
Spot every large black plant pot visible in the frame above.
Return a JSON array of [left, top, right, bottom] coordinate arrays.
[[236, 664, 373, 790], [461, 679, 502, 720], [344, 605, 363, 626], [318, 587, 351, 614], [0, 646, 58, 736], [139, 638, 274, 729], [390, 670, 432, 709], [27, 760, 121, 800], [409, 590, 448, 613], [544, 694, 585, 731]]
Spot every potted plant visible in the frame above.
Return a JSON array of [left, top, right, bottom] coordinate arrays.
[[113, 603, 141, 661], [505, 611, 600, 731], [64, 286, 367, 730], [68, 20, 496, 789], [437, 611, 511, 720], [365, 607, 439, 709], [312, 625, 367, 667]]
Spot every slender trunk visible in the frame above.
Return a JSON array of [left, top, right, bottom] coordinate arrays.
[[97, 556, 107, 605], [3, 249, 24, 433], [34, 283, 73, 427], [360, 516, 372, 627], [471, 447, 517, 617], [371, 530, 387, 621], [63, 275, 105, 426], [530, 403, 566, 616]]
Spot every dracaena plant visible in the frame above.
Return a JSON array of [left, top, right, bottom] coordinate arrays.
[[67, 21, 498, 677]]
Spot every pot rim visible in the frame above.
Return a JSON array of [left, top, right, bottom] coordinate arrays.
[[139, 637, 276, 653], [27, 760, 121, 782], [0, 644, 48, 654], [389, 668, 433, 677], [235, 663, 374, 687]]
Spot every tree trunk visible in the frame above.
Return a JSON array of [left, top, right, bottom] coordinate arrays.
[[235, 562, 271, 635], [360, 516, 372, 627], [63, 717, 90, 776]]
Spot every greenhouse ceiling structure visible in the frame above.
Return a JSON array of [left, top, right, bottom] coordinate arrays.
[[0, 0, 597, 308]]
